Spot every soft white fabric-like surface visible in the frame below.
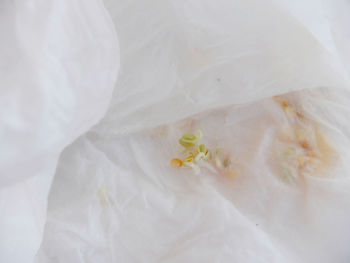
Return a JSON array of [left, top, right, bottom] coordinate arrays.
[[96, 0, 349, 135], [35, 0, 350, 262], [37, 90, 350, 263], [2, 0, 350, 262], [0, 0, 119, 262]]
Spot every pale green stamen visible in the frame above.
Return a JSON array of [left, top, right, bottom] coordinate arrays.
[[179, 130, 203, 150]]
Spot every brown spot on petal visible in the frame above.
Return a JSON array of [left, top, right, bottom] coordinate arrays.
[[296, 112, 304, 119], [281, 100, 289, 108], [300, 141, 311, 150]]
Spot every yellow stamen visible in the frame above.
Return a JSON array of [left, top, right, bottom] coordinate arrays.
[[194, 152, 205, 162], [198, 144, 206, 153], [170, 158, 183, 168], [184, 154, 194, 163]]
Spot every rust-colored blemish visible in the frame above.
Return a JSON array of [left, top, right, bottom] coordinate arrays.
[[275, 97, 337, 180], [296, 112, 304, 119], [296, 128, 336, 178], [281, 100, 288, 108], [275, 96, 304, 120], [300, 141, 311, 150]]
